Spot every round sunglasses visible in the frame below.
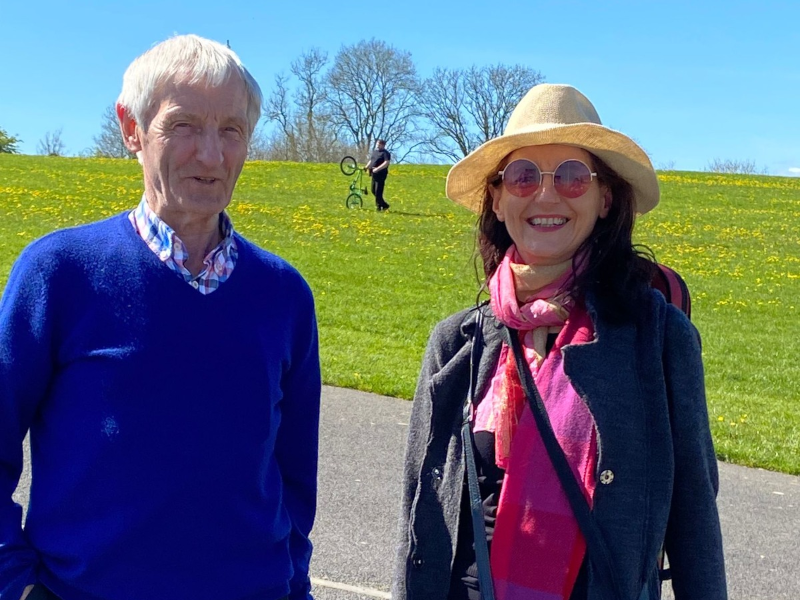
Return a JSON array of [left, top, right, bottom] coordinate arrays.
[[497, 159, 597, 199]]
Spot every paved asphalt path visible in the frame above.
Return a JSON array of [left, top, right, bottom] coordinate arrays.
[[12, 385, 800, 599], [311, 387, 800, 600]]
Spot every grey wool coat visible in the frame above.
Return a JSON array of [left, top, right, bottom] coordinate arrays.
[[392, 291, 726, 600]]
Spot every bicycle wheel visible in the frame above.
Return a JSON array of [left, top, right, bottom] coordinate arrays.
[[340, 156, 358, 176], [346, 193, 363, 209]]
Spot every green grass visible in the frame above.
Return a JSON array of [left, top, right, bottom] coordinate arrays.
[[1, 155, 799, 474]]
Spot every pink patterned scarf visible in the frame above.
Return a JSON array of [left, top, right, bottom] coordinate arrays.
[[474, 245, 598, 600]]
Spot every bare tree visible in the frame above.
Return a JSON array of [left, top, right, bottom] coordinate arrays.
[[92, 105, 135, 159], [418, 68, 471, 162], [292, 48, 336, 160], [247, 123, 273, 161], [419, 64, 544, 161], [326, 39, 422, 161], [656, 160, 676, 170], [37, 128, 66, 156], [263, 49, 352, 162], [265, 73, 296, 158], [705, 158, 768, 175]]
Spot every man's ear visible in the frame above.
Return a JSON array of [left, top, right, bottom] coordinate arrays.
[[117, 103, 143, 153]]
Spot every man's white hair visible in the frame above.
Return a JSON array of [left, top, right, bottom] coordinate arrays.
[[117, 34, 262, 136]]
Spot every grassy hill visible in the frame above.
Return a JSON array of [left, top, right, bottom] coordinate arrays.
[[1, 154, 798, 474]]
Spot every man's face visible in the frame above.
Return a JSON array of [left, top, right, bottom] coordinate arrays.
[[122, 75, 250, 226], [376, 140, 385, 150]]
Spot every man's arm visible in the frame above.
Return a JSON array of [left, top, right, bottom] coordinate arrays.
[[273, 280, 321, 600], [0, 245, 58, 599]]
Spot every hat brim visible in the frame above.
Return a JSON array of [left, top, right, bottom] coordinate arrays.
[[445, 122, 660, 214]]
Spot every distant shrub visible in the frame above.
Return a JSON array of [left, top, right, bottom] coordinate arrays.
[[705, 158, 768, 175]]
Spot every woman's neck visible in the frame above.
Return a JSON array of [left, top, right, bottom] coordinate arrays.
[[510, 259, 572, 303]]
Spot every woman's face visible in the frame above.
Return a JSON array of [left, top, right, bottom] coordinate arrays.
[[490, 144, 610, 266]]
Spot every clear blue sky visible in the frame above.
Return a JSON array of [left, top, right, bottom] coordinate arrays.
[[2, 0, 799, 175]]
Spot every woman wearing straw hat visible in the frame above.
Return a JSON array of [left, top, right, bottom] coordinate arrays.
[[392, 84, 725, 600]]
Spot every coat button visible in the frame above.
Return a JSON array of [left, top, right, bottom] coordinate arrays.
[[412, 557, 424, 568], [599, 469, 615, 485], [432, 467, 443, 480]]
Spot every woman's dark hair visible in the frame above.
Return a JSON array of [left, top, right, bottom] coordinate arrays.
[[476, 152, 658, 323]]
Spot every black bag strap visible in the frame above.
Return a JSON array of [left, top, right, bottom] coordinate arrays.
[[504, 326, 626, 600], [461, 307, 496, 600]]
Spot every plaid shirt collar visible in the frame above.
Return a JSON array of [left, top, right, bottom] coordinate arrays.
[[128, 196, 238, 295]]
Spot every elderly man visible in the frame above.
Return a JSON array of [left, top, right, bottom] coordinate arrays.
[[0, 35, 321, 600]]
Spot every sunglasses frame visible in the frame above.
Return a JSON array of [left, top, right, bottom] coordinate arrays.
[[497, 158, 598, 198]]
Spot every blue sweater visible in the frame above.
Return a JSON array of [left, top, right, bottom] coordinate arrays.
[[0, 213, 321, 600]]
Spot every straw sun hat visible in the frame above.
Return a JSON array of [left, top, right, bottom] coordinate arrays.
[[445, 84, 659, 214]]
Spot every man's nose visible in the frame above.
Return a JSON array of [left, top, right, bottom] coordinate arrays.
[[196, 129, 224, 166]]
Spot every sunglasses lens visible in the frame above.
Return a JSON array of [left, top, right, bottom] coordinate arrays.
[[502, 160, 541, 197], [553, 160, 593, 198]]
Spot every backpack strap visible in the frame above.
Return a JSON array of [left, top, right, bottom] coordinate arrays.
[[651, 263, 689, 585], [651, 264, 691, 319]]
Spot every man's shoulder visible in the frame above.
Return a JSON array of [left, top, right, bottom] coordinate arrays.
[[235, 235, 313, 294], [18, 213, 129, 266], [7, 213, 132, 299], [235, 235, 301, 273]]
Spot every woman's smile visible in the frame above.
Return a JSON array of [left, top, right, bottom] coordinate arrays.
[[527, 215, 569, 229]]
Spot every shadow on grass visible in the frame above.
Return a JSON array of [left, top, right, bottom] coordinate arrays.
[[378, 210, 456, 219]]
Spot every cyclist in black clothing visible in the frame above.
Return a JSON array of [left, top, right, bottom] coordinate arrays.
[[366, 139, 391, 211]]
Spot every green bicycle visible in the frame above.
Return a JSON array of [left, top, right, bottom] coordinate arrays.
[[340, 155, 368, 209]]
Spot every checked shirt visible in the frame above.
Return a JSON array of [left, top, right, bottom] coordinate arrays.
[[128, 196, 237, 295]]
